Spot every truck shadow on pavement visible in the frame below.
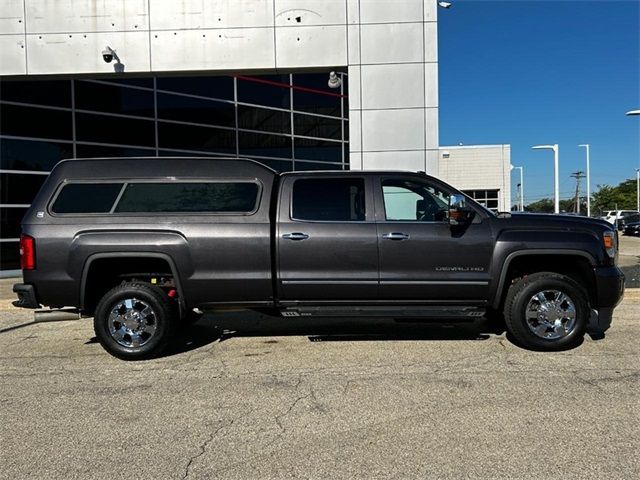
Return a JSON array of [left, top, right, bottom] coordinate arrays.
[[157, 310, 518, 358]]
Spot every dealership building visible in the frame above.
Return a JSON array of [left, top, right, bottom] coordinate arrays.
[[0, 1, 510, 273]]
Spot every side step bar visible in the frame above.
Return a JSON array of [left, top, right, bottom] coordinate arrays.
[[280, 305, 486, 320]]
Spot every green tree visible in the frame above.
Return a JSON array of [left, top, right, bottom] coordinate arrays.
[[525, 198, 554, 213], [591, 178, 637, 214]]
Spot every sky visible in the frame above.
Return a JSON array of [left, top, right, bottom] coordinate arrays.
[[438, 0, 640, 207]]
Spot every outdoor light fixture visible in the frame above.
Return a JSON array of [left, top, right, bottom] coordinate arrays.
[[438, 1, 453, 8], [578, 144, 591, 217], [327, 71, 342, 89], [532, 144, 560, 214], [625, 110, 640, 116]]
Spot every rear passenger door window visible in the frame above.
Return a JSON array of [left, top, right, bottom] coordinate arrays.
[[292, 178, 365, 221]]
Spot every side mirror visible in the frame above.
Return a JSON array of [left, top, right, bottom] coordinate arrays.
[[449, 194, 474, 226]]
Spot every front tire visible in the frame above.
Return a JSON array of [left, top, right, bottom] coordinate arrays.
[[94, 282, 177, 360], [503, 272, 589, 351]]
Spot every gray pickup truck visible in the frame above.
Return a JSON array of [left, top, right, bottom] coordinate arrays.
[[13, 157, 624, 359]]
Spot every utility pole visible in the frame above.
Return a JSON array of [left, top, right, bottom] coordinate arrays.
[[570, 171, 586, 214]]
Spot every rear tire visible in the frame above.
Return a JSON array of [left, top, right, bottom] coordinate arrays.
[[94, 282, 177, 360], [503, 272, 589, 351]]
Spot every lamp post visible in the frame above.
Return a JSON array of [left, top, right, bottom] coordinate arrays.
[[532, 144, 560, 213], [636, 168, 639, 212], [578, 144, 591, 216], [511, 165, 524, 211]]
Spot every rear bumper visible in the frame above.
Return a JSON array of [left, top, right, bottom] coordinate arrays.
[[588, 266, 625, 334], [12, 283, 41, 309]]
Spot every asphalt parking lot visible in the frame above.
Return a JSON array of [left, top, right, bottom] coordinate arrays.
[[1, 238, 638, 480]]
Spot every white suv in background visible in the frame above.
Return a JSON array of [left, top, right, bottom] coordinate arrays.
[[601, 210, 639, 225]]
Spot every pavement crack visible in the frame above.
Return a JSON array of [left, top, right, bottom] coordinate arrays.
[[181, 422, 226, 480]]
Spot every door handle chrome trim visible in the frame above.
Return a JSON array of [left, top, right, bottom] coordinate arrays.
[[282, 232, 309, 241], [382, 232, 410, 240]]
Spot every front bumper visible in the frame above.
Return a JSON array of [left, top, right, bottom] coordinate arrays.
[[12, 283, 41, 309], [588, 266, 625, 334]]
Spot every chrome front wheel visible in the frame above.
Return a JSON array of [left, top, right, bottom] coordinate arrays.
[[525, 290, 577, 340], [503, 272, 588, 351]]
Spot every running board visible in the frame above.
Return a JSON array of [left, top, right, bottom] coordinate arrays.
[[279, 305, 486, 320]]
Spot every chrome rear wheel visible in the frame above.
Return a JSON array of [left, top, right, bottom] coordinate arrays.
[[108, 297, 158, 348]]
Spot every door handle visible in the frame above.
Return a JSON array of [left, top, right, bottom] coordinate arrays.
[[383, 232, 410, 241], [282, 232, 309, 241]]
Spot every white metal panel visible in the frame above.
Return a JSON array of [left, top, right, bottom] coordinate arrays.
[[274, 1, 346, 27], [275, 25, 346, 68], [425, 107, 438, 150], [359, 22, 423, 64], [424, 62, 438, 108], [149, 0, 273, 30], [425, 149, 438, 175], [0, 35, 27, 75], [359, 0, 423, 24], [424, 0, 437, 22], [348, 110, 362, 151], [25, 0, 149, 33], [361, 63, 423, 109], [361, 109, 424, 151], [347, 65, 361, 109], [0, 0, 25, 34], [347, 24, 360, 64], [424, 21, 437, 62], [361, 150, 425, 171], [346, 0, 359, 24], [151, 28, 275, 71], [349, 150, 363, 170], [26, 31, 150, 74]]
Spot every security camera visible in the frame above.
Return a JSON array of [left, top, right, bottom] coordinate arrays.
[[438, 1, 453, 8], [102, 47, 115, 63]]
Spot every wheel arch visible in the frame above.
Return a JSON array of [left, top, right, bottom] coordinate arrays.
[[80, 252, 185, 315], [492, 249, 597, 310]]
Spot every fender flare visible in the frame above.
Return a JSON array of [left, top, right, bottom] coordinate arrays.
[[491, 249, 597, 309], [80, 252, 186, 313]]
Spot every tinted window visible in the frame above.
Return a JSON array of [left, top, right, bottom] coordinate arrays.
[[0, 104, 72, 140], [157, 92, 235, 128], [237, 75, 290, 108], [237, 105, 290, 133], [382, 179, 449, 221], [75, 81, 154, 117], [114, 183, 259, 213], [0, 138, 73, 172], [52, 183, 123, 214], [1, 80, 72, 107], [158, 122, 235, 153], [75, 112, 155, 147], [1, 173, 47, 204], [292, 178, 365, 221]]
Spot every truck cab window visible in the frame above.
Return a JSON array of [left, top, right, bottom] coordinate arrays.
[[292, 178, 365, 221], [382, 179, 449, 222]]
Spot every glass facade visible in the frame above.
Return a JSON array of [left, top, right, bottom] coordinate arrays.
[[0, 72, 348, 271]]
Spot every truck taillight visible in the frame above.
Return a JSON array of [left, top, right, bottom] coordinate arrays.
[[20, 234, 36, 270]]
